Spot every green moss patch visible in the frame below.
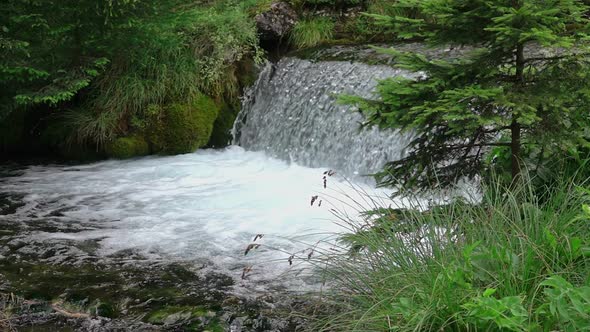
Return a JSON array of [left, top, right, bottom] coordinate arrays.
[[149, 95, 221, 155], [146, 305, 212, 324], [105, 136, 150, 159], [208, 103, 238, 148]]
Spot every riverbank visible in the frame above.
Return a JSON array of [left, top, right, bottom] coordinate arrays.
[[0, 188, 307, 332]]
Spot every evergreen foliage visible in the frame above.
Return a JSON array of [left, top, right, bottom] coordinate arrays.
[[344, 0, 590, 189], [0, 0, 261, 151], [0, 0, 151, 120]]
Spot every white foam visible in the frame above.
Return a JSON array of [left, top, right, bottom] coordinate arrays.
[[2, 147, 402, 290]]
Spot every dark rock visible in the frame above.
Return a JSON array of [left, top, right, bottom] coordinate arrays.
[[7, 238, 26, 251], [255, 2, 298, 42]]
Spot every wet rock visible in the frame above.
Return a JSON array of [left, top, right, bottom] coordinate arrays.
[[0, 192, 25, 215], [229, 316, 246, 332], [163, 311, 192, 325], [222, 295, 242, 306], [255, 2, 298, 42], [0, 273, 11, 291], [77, 317, 161, 332], [0, 199, 310, 331], [7, 238, 27, 251], [252, 315, 272, 330]]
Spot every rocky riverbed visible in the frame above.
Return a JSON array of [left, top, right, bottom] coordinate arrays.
[[0, 162, 316, 332]]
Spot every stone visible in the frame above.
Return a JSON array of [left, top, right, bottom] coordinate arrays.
[[255, 2, 298, 42]]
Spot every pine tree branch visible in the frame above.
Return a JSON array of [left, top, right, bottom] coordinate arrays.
[[443, 142, 511, 149], [524, 55, 571, 63]]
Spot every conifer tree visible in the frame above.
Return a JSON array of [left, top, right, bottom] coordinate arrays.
[[348, 0, 590, 189], [0, 0, 154, 120]]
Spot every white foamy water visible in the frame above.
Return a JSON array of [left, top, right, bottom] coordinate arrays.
[[1, 147, 402, 289]]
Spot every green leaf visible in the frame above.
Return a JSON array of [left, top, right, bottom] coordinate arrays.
[[483, 288, 497, 297]]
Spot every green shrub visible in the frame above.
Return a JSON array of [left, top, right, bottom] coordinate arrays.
[[341, 0, 399, 41], [92, 1, 260, 110], [105, 136, 149, 159], [291, 18, 335, 49], [60, 109, 120, 148], [308, 176, 590, 331], [149, 95, 220, 155]]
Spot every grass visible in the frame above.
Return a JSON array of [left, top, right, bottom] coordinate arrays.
[[61, 109, 120, 148], [63, 0, 262, 148], [306, 175, 590, 331], [291, 17, 335, 49], [0, 293, 18, 332]]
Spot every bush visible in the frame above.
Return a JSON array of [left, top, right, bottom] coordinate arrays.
[[91, 1, 260, 113], [4, 1, 261, 150], [308, 177, 590, 331], [105, 136, 150, 159], [60, 109, 120, 148], [149, 95, 220, 155], [291, 17, 335, 49]]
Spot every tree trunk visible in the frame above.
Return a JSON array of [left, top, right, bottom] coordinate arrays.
[[511, 42, 525, 181], [511, 119, 521, 180]]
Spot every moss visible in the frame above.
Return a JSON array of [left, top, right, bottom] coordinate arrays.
[[203, 319, 225, 332], [89, 301, 117, 318], [208, 103, 239, 148], [236, 57, 258, 89], [146, 305, 212, 325], [146, 305, 225, 330], [149, 95, 221, 155], [105, 136, 150, 159], [206, 58, 256, 149]]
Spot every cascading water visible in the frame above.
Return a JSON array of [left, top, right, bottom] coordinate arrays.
[[0, 55, 418, 291], [234, 57, 416, 180]]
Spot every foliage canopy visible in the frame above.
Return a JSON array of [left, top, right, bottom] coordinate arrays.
[[0, 0, 261, 149], [345, 0, 590, 189]]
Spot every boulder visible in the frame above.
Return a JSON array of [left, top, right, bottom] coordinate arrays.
[[255, 2, 298, 42], [105, 135, 149, 159], [148, 95, 221, 155]]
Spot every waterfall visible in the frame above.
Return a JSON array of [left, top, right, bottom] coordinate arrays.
[[0, 55, 441, 294], [233, 57, 417, 180]]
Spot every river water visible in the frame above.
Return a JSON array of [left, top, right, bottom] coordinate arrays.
[[0, 56, 422, 293], [1, 147, 407, 292]]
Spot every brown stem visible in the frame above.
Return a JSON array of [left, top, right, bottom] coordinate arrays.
[[511, 41, 525, 181], [511, 119, 521, 180]]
